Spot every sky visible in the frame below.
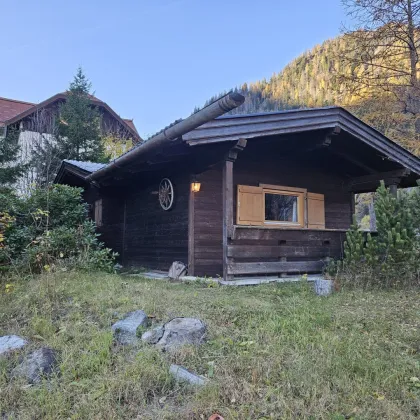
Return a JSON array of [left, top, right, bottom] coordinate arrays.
[[0, 0, 347, 138]]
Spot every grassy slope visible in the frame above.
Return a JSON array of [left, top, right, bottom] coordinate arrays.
[[0, 273, 419, 419]]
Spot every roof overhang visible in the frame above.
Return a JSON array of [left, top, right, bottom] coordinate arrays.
[[183, 107, 420, 177], [55, 160, 106, 185]]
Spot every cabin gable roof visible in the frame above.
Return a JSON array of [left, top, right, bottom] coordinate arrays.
[[183, 107, 420, 176], [55, 102, 420, 187]]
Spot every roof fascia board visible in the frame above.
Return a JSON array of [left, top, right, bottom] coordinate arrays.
[[55, 161, 90, 184], [183, 108, 341, 143], [185, 121, 339, 145], [336, 110, 420, 174]]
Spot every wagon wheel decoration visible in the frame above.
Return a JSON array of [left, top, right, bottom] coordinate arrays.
[[159, 178, 174, 210]]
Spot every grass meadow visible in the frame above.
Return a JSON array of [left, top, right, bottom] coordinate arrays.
[[1, 272, 419, 419]]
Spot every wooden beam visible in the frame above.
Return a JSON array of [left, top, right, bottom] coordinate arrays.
[[227, 260, 324, 275], [327, 148, 377, 174], [348, 169, 410, 190], [227, 245, 336, 259]]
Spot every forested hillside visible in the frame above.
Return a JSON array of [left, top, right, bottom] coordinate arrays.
[[231, 37, 350, 112], [206, 35, 419, 155]]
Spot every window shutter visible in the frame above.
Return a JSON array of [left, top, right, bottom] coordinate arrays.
[[237, 185, 263, 225], [307, 193, 325, 229]]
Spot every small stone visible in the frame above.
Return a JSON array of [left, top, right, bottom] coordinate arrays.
[[168, 261, 187, 280], [11, 347, 58, 384], [141, 325, 164, 344], [169, 364, 208, 386], [111, 310, 149, 345], [0, 335, 27, 356], [314, 279, 333, 296], [156, 317, 206, 351]]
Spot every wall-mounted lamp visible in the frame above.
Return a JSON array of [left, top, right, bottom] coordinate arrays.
[[191, 181, 201, 193]]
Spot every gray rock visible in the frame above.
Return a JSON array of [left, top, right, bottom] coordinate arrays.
[[169, 364, 208, 386], [0, 335, 27, 356], [111, 310, 149, 345], [168, 261, 187, 280], [12, 347, 58, 384], [314, 278, 333, 296], [141, 325, 164, 344], [156, 317, 206, 351]]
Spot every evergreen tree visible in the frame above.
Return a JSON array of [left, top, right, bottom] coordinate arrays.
[[343, 215, 366, 265], [31, 68, 108, 187], [343, 181, 420, 288], [0, 127, 26, 192], [56, 68, 107, 163]]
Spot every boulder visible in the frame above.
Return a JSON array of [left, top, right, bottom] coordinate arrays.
[[11, 347, 58, 384], [141, 325, 164, 344], [168, 261, 187, 280], [111, 310, 149, 345], [169, 364, 208, 386], [156, 317, 206, 351], [0, 335, 27, 356]]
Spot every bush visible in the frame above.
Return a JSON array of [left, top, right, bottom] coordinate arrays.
[[331, 181, 420, 289], [0, 185, 116, 275]]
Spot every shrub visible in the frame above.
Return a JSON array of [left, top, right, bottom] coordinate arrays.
[[333, 181, 420, 289], [0, 185, 116, 275]]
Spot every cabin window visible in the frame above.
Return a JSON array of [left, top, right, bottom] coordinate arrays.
[[265, 194, 297, 222], [94, 199, 103, 227], [237, 184, 325, 229]]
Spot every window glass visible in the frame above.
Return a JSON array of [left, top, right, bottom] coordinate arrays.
[[265, 193, 298, 223]]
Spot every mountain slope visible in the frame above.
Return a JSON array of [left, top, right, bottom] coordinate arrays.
[[205, 35, 418, 155]]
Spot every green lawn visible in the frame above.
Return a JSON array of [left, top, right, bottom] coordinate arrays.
[[0, 272, 419, 419]]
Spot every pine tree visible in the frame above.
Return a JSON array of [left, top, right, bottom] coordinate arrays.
[[343, 214, 366, 265], [32, 68, 109, 187], [56, 68, 107, 163], [0, 127, 26, 192], [374, 181, 417, 274]]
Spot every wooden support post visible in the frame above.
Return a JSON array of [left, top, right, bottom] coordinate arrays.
[[389, 184, 398, 197], [223, 160, 234, 281], [350, 192, 355, 223], [348, 169, 410, 192], [122, 198, 127, 265], [222, 138, 247, 281], [188, 177, 195, 276]]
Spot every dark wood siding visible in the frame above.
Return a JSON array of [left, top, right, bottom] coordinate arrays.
[[233, 150, 352, 230], [83, 186, 125, 260], [192, 164, 224, 277], [193, 144, 352, 277], [123, 174, 189, 270]]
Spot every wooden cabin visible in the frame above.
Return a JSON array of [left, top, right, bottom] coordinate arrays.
[[56, 93, 420, 280]]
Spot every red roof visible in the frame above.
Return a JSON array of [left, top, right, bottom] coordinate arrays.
[[0, 97, 35, 123], [0, 94, 141, 141], [122, 119, 139, 135]]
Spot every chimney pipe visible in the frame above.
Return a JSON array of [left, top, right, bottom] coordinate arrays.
[[87, 92, 245, 182]]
